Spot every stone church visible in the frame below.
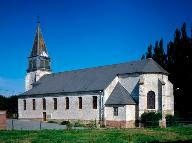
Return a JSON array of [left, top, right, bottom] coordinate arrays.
[[18, 21, 174, 128]]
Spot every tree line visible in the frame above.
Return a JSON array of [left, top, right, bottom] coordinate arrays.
[[142, 22, 192, 118], [0, 95, 18, 118]]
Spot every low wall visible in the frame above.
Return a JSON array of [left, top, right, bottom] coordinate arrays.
[[0, 111, 6, 130], [106, 120, 135, 128]]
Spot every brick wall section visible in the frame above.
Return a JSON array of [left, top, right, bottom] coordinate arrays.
[[0, 111, 6, 130], [106, 120, 135, 128]]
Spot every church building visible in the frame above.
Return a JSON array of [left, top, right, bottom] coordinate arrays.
[[18, 20, 174, 128]]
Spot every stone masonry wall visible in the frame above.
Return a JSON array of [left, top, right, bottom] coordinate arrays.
[[25, 70, 51, 91], [105, 105, 135, 128], [138, 74, 174, 119], [18, 93, 100, 121]]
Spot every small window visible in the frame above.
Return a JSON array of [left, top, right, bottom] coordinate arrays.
[[93, 96, 97, 109], [113, 107, 118, 116], [79, 97, 82, 109], [23, 100, 26, 110], [66, 97, 69, 109], [53, 98, 57, 110], [43, 98, 46, 110], [147, 91, 155, 109], [32, 99, 36, 110]]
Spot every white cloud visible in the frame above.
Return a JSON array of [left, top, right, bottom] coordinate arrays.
[[0, 77, 24, 96]]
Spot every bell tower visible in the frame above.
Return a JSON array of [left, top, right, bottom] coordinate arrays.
[[25, 18, 51, 91]]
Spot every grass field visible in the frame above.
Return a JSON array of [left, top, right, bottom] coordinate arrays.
[[0, 127, 192, 143]]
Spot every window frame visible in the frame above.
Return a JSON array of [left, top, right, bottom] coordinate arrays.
[[32, 99, 36, 110], [42, 98, 46, 110], [23, 99, 26, 110], [78, 97, 82, 109], [113, 107, 118, 116], [53, 98, 57, 110], [66, 97, 69, 109], [147, 91, 155, 109], [93, 96, 97, 109]]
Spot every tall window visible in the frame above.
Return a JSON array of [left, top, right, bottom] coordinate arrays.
[[45, 60, 50, 69], [40, 60, 45, 68], [66, 97, 69, 109], [53, 98, 57, 110], [113, 107, 118, 116], [32, 99, 36, 110], [93, 96, 97, 109], [29, 60, 32, 69], [78, 97, 82, 109], [147, 91, 155, 109], [23, 100, 26, 110], [33, 59, 36, 69], [43, 98, 46, 110]]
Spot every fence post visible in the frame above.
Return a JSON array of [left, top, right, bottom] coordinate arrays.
[[40, 121, 42, 130], [11, 119, 14, 130]]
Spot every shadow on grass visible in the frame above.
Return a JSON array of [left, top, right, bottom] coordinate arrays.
[[151, 140, 192, 143]]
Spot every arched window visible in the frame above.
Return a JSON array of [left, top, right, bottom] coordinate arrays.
[[78, 97, 82, 109], [29, 60, 33, 69], [40, 60, 44, 68], [66, 97, 69, 109], [42, 98, 46, 110], [33, 59, 36, 69], [23, 100, 26, 110], [147, 91, 155, 109]]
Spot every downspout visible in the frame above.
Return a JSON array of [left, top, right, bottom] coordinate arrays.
[[99, 90, 104, 126]]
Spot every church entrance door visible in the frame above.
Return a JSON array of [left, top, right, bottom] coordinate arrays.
[[43, 112, 46, 121]]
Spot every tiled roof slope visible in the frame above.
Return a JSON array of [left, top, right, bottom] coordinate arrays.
[[105, 82, 136, 105], [21, 58, 168, 96]]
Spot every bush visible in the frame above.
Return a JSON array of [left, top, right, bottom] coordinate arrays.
[[47, 120, 58, 124], [166, 114, 179, 127], [86, 119, 97, 128], [60, 121, 70, 125], [141, 112, 162, 127], [60, 120, 73, 129], [73, 120, 85, 127]]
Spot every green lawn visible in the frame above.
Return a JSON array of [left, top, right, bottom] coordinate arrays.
[[0, 127, 192, 143]]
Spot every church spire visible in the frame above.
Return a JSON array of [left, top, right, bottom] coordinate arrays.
[[27, 18, 51, 73], [25, 18, 52, 91], [30, 17, 48, 57]]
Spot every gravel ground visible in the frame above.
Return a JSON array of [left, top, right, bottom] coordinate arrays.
[[6, 119, 66, 130]]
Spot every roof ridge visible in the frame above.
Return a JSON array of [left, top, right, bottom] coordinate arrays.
[[49, 59, 146, 76]]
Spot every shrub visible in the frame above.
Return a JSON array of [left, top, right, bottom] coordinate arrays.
[[141, 112, 162, 127], [60, 121, 70, 125], [60, 120, 73, 129], [86, 119, 97, 128], [166, 114, 179, 127], [73, 120, 85, 127], [47, 120, 58, 124]]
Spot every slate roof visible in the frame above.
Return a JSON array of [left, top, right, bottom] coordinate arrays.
[[21, 58, 168, 96], [105, 82, 136, 105], [30, 20, 48, 57]]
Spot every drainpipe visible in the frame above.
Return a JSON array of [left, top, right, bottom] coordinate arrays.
[[99, 90, 104, 126]]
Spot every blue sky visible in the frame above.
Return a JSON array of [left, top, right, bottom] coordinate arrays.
[[0, 0, 192, 96]]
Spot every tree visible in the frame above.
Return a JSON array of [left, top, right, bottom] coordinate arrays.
[[152, 39, 167, 69], [142, 22, 192, 118], [0, 95, 18, 118], [141, 54, 145, 60], [146, 44, 153, 58]]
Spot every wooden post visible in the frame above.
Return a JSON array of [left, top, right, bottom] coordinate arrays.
[[0, 111, 7, 130]]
